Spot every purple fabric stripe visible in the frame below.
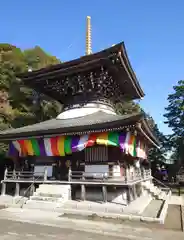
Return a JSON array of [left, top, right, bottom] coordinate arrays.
[[71, 136, 80, 152], [119, 133, 126, 151], [38, 138, 47, 156], [8, 142, 18, 157]]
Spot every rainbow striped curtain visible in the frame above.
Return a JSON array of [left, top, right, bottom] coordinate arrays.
[[8, 131, 147, 159]]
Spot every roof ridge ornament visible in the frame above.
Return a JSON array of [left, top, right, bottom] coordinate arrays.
[[86, 16, 92, 55]]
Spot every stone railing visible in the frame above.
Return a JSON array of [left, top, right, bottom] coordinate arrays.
[[143, 169, 152, 179], [126, 169, 142, 182], [70, 169, 144, 183]]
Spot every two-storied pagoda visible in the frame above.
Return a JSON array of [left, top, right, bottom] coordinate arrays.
[[0, 16, 159, 206]]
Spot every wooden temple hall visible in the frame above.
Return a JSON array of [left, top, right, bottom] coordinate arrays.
[[0, 16, 159, 204]]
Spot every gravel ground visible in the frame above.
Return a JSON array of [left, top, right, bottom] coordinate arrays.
[[0, 208, 183, 240], [0, 219, 129, 240]]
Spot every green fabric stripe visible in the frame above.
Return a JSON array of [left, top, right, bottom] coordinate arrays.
[[108, 132, 119, 146], [31, 139, 40, 156], [64, 136, 72, 154], [133, 138, 137, 157]]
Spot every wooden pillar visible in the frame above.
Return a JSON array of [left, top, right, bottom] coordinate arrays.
[[15, 183, 20, 196], [125, 166, 128, 183], [1, 182, 6, 195], [179, 186, 181, 196], [132, 185, 137, 199], [127, 187, 131, 203], [102, 185, 107, 203]]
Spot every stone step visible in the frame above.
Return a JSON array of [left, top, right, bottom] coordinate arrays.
[[152, 189, 161, 195], [35, 189, 70, 195], [123, 194, 152, 214], [38, 184, 70, 191], [34, 192, 66, 198], [33, 192, 70, 198], [157, 192, 167, 200], [62, 201, 125, 214], [146, 186, 161, 196], [24, 200, 64, 211], [33, 184, 71, 201], [30, 196, 66, 202], [142, 199, 163, 218]]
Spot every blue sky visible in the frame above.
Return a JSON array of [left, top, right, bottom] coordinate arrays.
[[1, 0, 184, 134]]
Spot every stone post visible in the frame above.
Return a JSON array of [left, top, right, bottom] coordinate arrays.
[[15, 183, 20, 196], [68, 167, 71, 182], [13, 169, 16, 179], [1, 182, 6, 195], [102, 185, 107, 203], [44, 167, 48, 181], [127, 187, 131, 203], [81, 175, 86, 201], [142, 167, 145, 179], [4, 168, 7, 180], [132, 185, 137, 199], [30, 184, 35, 196]]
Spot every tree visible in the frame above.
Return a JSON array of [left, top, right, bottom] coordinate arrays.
[[115, 101, 141, 115], [144, 114, 167, 163], [115, 101, 167, 163], [24, 46, 61, 70], [164, 80, 184, 164], [148, 124, 167, 163], [0, 43, 62, 154]]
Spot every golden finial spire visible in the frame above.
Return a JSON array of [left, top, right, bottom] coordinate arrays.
[[86, 16, 92, 55]]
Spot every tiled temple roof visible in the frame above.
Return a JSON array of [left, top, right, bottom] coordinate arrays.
[[0, 111, 159, 147]]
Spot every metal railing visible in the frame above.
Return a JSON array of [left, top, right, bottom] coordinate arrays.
[[4, 168, 48, 182], [15, 175, 43, 207], [152, 176, 171, 191]]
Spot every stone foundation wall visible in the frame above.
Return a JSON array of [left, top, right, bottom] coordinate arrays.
[[74, 183, 150, 205], [75, 187, 128, 205]]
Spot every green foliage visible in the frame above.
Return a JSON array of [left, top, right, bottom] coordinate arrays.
[[148, 125, 167, 163], [115, 101, 141, 115], [116, 102, 166, 163], [144, 114, 167, 163], [164, 80, 184, 136], [164, 80, 184, 164], [0, 43, 62, 154], [24, 46, 61, 70], [115, 101, 166, 162]]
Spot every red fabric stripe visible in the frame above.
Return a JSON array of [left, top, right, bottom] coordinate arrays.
[[85, 134, 97, 147], [50, 137, 60, 156], [17, 140, 27, 156]]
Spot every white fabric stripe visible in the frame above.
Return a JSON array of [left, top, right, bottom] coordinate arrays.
[[44, 138, 53, 156], [77, 135, 89, 151], [124, 132, 130, 154], [12, 141, 21, 154], [136, 141, 141, 158]]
